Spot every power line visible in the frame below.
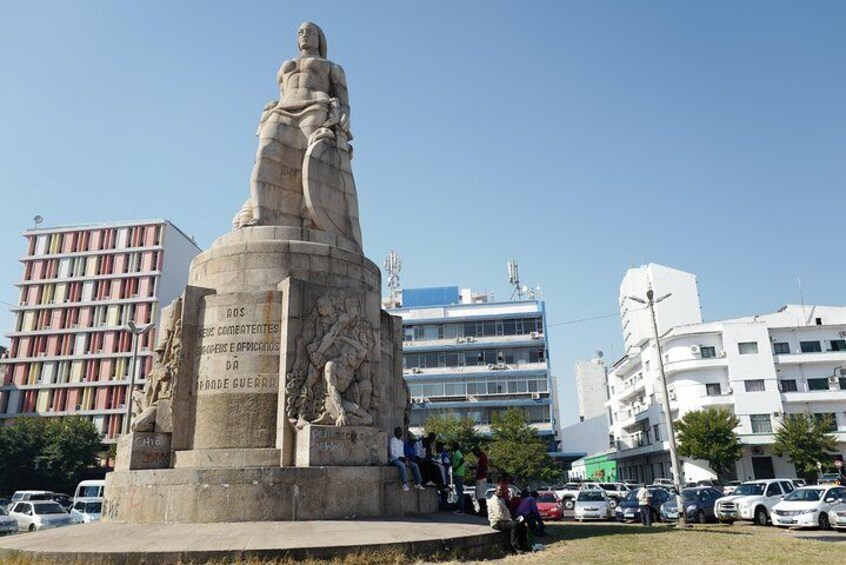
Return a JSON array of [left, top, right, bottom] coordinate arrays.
[[546, 306, 647, 328]]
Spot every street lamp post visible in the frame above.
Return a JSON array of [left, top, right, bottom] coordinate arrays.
[[626, 288, 688, 527], [123, 321, 152, 435]]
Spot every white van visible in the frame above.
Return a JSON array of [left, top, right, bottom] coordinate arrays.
[[73, 480, 104, 504]]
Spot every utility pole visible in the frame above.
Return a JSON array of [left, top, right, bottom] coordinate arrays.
[[625, 288, 687, 527], [123, 321, 152, 435]]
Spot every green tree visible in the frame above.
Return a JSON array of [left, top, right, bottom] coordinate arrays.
[[773, 414, 839, 483], [487, 409, 559, 485], [39, 417, 104, 493], [0, 417, 103, 494], [423, 414, 482, 452], [676, 408, 742, 481], [0, 418, 50, 492]]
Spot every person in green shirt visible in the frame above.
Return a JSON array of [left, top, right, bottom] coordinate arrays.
[[450, 442, 467, 515]]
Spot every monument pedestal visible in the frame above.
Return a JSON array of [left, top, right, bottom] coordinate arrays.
[[113, 432, 172, 471], [295, 425, 386, 467]]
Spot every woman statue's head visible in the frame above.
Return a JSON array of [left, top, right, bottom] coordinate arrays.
[[298, 22, 327, 58]]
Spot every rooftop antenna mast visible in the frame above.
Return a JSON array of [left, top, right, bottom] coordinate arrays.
[[508, 259, 524, 301], [384, 250, 402, 304]]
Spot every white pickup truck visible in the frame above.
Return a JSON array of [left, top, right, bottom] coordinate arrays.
[[715, 479, 796, 526], [556, 482, 629, 509]]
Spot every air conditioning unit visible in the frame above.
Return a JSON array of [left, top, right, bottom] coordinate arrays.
[[456, 337, 465, 343], [531, 392, 541, 400], [411, 367, 422, 374], [690, 345, 699, 354], [465, 336, 475, 343], [529, 331, 541, 339], [37, 352, 46, 357], [75, 405, 82, 411], [840, 331, 846, 338]]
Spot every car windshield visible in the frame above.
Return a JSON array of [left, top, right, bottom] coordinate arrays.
[[78, 486, 102, 498], [732, 484, 765, 496], [784, 489, 823, 502], [538, 493, 557, 503], [682, 490, 699, 502], [34, 503, 66, 515], [578, 491, 605, 502]]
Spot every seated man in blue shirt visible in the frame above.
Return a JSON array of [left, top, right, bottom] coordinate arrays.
[[515, 490, 547, 536]]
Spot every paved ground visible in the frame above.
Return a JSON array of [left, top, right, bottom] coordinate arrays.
[[0, 513, 499, 563]]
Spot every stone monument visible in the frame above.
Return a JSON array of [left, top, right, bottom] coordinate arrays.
[[104, 22, 434, 523]]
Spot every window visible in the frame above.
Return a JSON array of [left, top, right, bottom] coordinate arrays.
[[706, 383, 721, 396], [807, 378, 829, 391], [800, 341, 822, 353], [828, 340, 846, 352], [839, 377, 846, 391], [700, 346, 717, 359], [738, 342, 759, 355], [750, 414, 773, 434], [744, 380, 766, 392], [765, 483, 782, 497], [779, 379, 797, 392], [773, 342, 790, 355], [653, 424, 660, 442], [813, 413, 837, 432]]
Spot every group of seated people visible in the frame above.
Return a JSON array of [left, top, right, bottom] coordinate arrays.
[[387, 427, 451, 492], [486, 483, 547, 554]]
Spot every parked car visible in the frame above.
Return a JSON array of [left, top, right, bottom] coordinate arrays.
[[827, 497, 846, 531], [791, 478, 807, 488], [660, 487, 724, 523], [556, 483, 594, 510], [575, 489, 612, 521], [615, 487, 670, 523], [0, 506, 17, 536], [597, 483, 630, 508], [484, 485, 521, 500], [6, 491, 53, 511], [536, 491, 563, 521], [652, 478, 675, 488], [73, 480, 105, 504], [715, 479, 796, 526], [722, 481, 742, 496], [772, 485, 846, 529], [8, 501, 71, 532], [50, 493, 73, 512], [817, 473, 842, 486], [69, 500, 103, 524]]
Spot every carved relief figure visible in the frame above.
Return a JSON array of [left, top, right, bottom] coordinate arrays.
[[286, 295, 375, 427], [233, 22, 362, 249], [131, 298, 182, 432]]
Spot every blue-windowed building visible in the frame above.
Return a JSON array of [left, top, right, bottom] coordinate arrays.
[[388, 286, 561, 455]]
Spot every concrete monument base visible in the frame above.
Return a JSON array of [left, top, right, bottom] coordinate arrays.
[[104, 465, 437, 523], [0, 515, 501, 565]]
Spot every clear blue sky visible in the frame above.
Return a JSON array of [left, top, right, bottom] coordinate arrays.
[[1, 1, 844, 427]]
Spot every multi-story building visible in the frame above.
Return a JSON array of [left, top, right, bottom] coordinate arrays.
[[575, 356, 609, 422], [388, 286, 561, 454], [0, 219, 200, 441], [608, 265, 846, 483]]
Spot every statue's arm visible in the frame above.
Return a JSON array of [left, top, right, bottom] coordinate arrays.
[[330, 63, 350, 128]]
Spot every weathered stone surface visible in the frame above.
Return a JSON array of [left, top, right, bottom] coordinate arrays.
[[172, 448, 281, 468], [104, 466, 437, 523], [113, 432, 171, 471], [295, 425, 386, 467]]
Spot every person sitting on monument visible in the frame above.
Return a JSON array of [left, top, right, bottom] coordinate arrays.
[[388, 427, 424, 492], [422, 432, 446, 488], [488, 486, 531, 554]]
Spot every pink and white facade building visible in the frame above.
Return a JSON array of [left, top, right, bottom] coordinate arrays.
[[0, 219, 200, 441]]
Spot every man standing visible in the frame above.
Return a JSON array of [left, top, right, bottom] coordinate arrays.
[[637, 485, 653, 527], [387, 427, 424, 492], [450, 442, 467, 515], [487, 486, 531, 554], [472, 446, 489, 516]]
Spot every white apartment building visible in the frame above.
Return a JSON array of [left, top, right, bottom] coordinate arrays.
[[609, 265, 846, 483], [575, 357, 609, 422]]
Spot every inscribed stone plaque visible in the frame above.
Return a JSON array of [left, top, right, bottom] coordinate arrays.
[[295, 424, 387, 467], [114, 432, 172, 471]]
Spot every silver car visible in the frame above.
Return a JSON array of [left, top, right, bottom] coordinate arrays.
[[8, 501, 71, 532], [0, 507, 17, 535]]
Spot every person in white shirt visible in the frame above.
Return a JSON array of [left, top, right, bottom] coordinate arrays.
[[637, 485, 653, 526], [487, 486, 530, 554], [388, 427, 423, 491]]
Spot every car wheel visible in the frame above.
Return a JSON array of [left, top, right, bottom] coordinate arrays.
[[697, 510, 707, 524], [754, 507, 769, 526], [28, 524, 35, 532], [609, 498, 618, 509], [564, 499, 575, 510], [819, 512, 831, 531]]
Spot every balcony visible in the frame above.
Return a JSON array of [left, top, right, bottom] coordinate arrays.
[[403, 362, 547, 380], [403, 333, 544, 352], [781, 389, 846, 403], [774, 351, 846, 365], [663, 356, 727, 377], [699, 394, 735, 408]]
